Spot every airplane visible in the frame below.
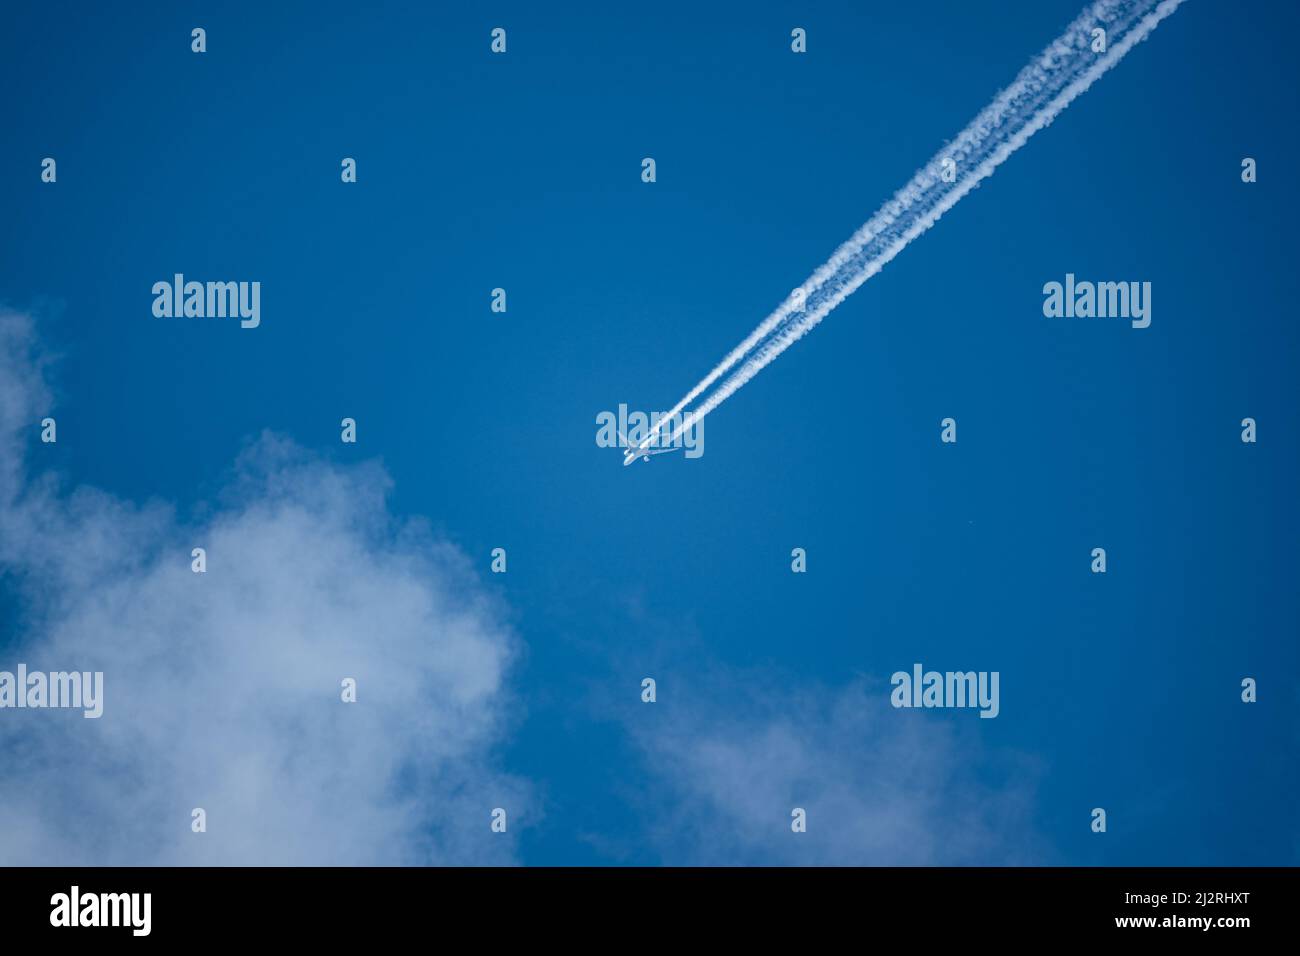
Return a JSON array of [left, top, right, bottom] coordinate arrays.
[[619, 431, 680, 466]]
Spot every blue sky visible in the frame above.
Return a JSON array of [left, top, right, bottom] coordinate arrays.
[[1, 0, 1297, 865]]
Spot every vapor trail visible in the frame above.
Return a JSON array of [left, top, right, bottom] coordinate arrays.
[[644, 0, 1185, 449]]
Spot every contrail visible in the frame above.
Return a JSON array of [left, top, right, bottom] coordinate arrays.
[[643, 0, 1185, 449]]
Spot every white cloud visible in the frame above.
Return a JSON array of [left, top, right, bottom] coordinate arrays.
[[0, 310, 527, 864], [631, 670, 1043, 865]]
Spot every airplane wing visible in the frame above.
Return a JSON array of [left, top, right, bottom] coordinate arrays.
[[617, 430, 678, 457]]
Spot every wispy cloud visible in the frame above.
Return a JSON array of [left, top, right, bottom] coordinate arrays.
[[629, 668, 1044, 865], [0, 309, 528, 864]]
